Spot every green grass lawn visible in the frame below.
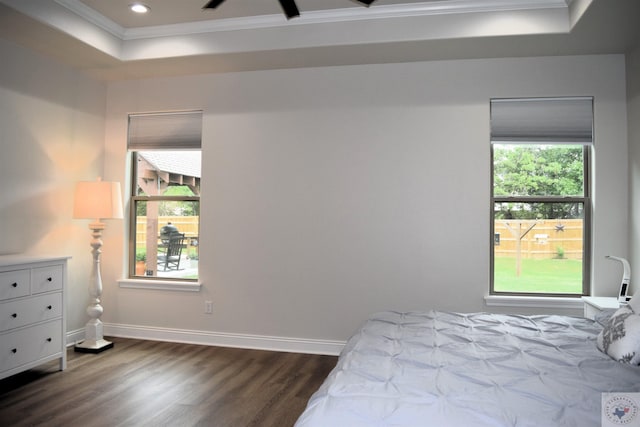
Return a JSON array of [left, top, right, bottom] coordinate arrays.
[[494, 257, 582, 294]]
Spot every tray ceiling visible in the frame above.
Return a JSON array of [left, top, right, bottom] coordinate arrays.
[[0, 0, 638, 80]]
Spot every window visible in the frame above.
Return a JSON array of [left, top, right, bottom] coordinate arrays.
[[127, 111, 202, 281], [490, 97, 593, 296]]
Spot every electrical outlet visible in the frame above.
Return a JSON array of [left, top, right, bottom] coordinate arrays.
[[205, 301, 213, 314]]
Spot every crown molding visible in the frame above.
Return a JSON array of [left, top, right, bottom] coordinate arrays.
[[54, 0, 125, 38], [0, 0, 572, 66], [53, 0, 568, 41]]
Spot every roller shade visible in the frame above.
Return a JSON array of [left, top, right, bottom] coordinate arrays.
[[128, 111, 202, 150], [490, 97, 593, 144]]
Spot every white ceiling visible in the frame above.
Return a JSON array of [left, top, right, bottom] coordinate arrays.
[[81, 0, 443, 27], [0, 0, 638, 80]]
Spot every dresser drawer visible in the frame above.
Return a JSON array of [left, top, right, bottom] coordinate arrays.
[[32, 265, 63, 294], [0, 269, 30, 301], [0, 293, 62, 332], [0, 320, 63, 373], [0, 256, 68, 380]]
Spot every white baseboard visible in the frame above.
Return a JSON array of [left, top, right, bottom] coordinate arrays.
[[66, 328, 85, 347], [73, 323, 344, 356]]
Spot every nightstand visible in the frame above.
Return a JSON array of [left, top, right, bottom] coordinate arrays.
[[582, 296, 620, 320]]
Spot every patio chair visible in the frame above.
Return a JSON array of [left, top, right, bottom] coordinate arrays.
[[157, 232, 185, 271]]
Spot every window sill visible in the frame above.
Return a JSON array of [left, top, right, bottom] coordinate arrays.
[[484, 295, 583, 309], [118, 278, 201, 292]]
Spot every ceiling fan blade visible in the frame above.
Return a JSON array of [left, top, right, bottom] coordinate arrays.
[[278, 0, 300, 19], [356, 0, 377, 5], [203, 0, 226, 9]]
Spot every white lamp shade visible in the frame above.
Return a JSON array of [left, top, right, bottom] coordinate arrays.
[[73, 179, 124, 220]]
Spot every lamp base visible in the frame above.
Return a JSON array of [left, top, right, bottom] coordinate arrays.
[[74, 339, 114, 353]]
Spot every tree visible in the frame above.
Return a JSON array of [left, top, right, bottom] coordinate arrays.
[[159, 186, 199, 216], [136, 185, 200, 217], [493, 145, 584, 219]]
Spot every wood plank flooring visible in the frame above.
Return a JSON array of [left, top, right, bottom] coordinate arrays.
[[0, 337, 337, 427]]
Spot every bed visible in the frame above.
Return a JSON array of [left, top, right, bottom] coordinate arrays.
[[295, 309, 640, 427]]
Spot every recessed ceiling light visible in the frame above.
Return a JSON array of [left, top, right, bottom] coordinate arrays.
[[130, 3, 150, 14]]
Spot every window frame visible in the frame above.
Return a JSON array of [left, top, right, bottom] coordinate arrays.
[[128, 152, 201, 281], [490, 145, 591, 297], [489, 117, 593, 297], [125, 110, 203, 283]]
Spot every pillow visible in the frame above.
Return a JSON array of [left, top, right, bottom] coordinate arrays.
[[594, 309, 618, 327], [597, 305, 640, 365]]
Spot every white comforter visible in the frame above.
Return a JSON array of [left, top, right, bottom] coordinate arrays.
[[295, 311, 640, 427]]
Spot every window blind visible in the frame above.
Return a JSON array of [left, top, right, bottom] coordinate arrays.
[[490, 97, 593, 144], [128, 111, 202, 150]]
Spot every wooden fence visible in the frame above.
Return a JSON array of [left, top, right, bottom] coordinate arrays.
[[136, 217, 582, 260], [136, 216, 199, 247], [494, 219, 583, 260]]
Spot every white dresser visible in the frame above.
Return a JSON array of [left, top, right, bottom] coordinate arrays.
[[0, 255, 69, 380]]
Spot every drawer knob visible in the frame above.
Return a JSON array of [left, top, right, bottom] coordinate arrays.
[[47, 277, 53, 282], [47, 305, 53, 310], [11, 282, 17, 288], [46, 338, 52, 342], [11, 313, 17, 318], [11, 348, 17, 354]]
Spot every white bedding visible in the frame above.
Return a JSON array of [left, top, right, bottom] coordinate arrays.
[[295, 311, 640, 427]]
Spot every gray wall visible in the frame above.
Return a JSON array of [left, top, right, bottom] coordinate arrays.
[[0, 36, 631, 345], [0, 38, 107, 332], [628, 46, 640, 296], [103, 54, 628, 343]]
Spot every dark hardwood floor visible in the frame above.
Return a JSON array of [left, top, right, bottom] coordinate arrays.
[[0, 337, 337, 427]]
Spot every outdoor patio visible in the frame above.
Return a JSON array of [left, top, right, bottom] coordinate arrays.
[[155, 254, 198, 279]]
